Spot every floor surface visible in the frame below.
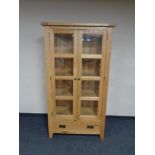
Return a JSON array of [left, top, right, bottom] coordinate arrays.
[[19, 114, 135, 155]]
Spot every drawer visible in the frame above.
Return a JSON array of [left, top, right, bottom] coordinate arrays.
[[53, 120, 100, 134]]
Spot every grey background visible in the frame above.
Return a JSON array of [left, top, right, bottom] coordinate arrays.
[[20, 0, 135, 116]]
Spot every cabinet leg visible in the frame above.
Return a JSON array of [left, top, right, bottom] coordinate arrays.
[[48, 131, 53, 138], [100, 132, 104, 141]]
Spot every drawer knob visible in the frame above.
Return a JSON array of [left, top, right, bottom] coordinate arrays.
[[87, 125, 94, 129], [59, 124, 66, 128]]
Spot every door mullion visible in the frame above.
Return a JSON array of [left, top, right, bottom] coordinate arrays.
[[73, 30, 79, 120], [77, 30, 83, 119]]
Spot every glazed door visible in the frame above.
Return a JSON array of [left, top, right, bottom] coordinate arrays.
[[50, 29, 78, 120], [77, 30, 107, 120]]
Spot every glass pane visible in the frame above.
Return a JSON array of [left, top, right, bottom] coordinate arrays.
[[81, 81, 99, 97], [83, 34, 102, 54], [82, 59, 101, 76], [56, 80, 73, 96], [55, 58, 73, 76], [54, 34, 73, 53], [81, 101, 98, 115], [56, 100, 73, 115]]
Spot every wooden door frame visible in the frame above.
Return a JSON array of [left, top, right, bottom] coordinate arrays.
[[43, 26, 53, 138], [77, 29, 107, 122], [48, 28, 79, 130], [100, 28, 113, 140]]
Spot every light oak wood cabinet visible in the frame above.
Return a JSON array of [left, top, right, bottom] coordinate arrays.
[[41, 22, 115, 140]]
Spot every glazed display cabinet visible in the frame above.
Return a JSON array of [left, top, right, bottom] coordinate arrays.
[[41, 22, 115, 140]]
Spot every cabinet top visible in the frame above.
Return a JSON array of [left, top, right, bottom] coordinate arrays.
[[41, 22, 116, 27]]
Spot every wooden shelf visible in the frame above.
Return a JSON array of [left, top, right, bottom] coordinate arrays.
[[81, 76, 100, 81], [55, 76, 74, 80], [54, 33, 73, 54], [54, 54, 74, 58], [55, 96, 73, 100], [55, 58, 73, 76], [82, 59, 101, 76], [81, 101, 98, 115], [81, 107, 97, 115], [54, 47, 73, 54], [82, 54, 102, 59], [82, 72, 99, 76], [55, 72, 73, 76], [56, 80, 73, 96], [81, 89, 98, 97], [56, 100, 73, 115], [80, 97, 99, 101], [56, 89, 73, 96], [81, 81, 99, 97]]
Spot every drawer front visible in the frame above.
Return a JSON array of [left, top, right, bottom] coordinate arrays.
[[53, 120, 100, 134]]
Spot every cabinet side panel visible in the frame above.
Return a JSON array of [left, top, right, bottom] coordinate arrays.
[[98, 30, 107, 120], [100, 28, 113, 140], [44, 26, 53, 138]]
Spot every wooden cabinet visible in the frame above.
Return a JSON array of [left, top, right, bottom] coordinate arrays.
[[41, 22, 115, 140]]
